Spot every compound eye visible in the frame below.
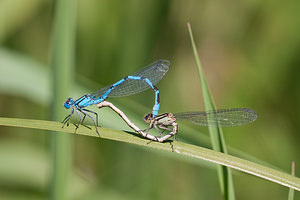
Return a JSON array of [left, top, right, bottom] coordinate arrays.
[[64, 98, 73, 109], [143, 113, 153, 123]]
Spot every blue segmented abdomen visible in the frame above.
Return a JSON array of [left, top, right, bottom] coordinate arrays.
[[91, 60, 170, 98]]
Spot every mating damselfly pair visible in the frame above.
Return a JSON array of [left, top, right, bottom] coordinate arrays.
[[62, 60, 257, 142]]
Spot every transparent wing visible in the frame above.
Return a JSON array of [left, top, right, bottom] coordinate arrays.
[[91, 60, 170, 98], [174, 108, 257, 127]]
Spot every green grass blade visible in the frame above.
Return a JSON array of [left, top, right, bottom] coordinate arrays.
[[187, 22, 235, 200], [288, 161, 295, 200], [1, 117, 300, 192], [49, 0, 76, 199]]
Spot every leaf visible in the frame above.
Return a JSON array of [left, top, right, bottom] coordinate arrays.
[[288, 161, 295, 200], [1, 117, 300, 192], [187, 22, 235, 199]]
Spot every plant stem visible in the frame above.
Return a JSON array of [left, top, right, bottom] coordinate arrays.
[[49, 0, 76, 199]]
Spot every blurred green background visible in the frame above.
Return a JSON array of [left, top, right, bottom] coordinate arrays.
[[0, 0, 299, 199]]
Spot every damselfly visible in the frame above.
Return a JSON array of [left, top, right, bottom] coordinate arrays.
[[62, 60, 170, 136], [98, 102, 257, 143]]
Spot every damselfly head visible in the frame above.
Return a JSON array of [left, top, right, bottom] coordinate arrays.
[[143, 113, 153, 124], [64, 98, 74, 109]]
